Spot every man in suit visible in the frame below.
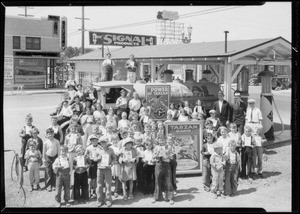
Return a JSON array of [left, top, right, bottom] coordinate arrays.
[[230, 92, 247, 134], [213, 91, 231, 127]]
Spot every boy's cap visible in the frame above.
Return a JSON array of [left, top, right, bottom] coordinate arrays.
[[120, 89, 127, 94], [90, 134, 99, 141], [99, 136, 108, 143], [120, 127, 129, 134], [212, 142, 222, 149], [234, 92, 241, 97], [248, 99, 255, 103], [209, 109, 216, 114], [123, 138, 134, 147]]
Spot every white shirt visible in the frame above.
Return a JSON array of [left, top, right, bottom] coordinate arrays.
[[118, 119, 130, 129], [57, 106, 73, 117], [228, 132, 241, 146], [178, 114, 190, 122], [218, 100, 223, 113], [253, 134, 262, 147], [116, 97, 127, 108], [143, 149, 154, 165], [139, 106, 151, 117], [245, 107, 263, 123], [93, 110, 106, 120], [193, 105, 204, 115], [129, 98, 141, 111], [102, 59, 115, 67], [217, 136, 231, 154]]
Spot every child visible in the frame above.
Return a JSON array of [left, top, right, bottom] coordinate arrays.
[[85, 125, 101, 148], [130, 113, 143, 133], [85, 135, 101, 199], [64, 123, 83, 200], [150, 121, 158, 141], [201, 132, 215, 192], [224, 139, 241, 197], [206, 109, 221, 134], [119, 138, 138, 200], [118, 112, 130, 131], [178, 109, 190, 122], [167, 134, 178, 195], [97, 136, 117, 207], [19, 114, 36, 170], [56, 100, 74, 126], [98, 117, 108, 137], [132, 124, 143, 140], [228, 123, 242, 154], [24, 140, 42, 191], [128, 92, 141, 121], [49, 116, 64, 145], [134, 134, 145, 194], [43, 127, 61, 192], [106, 107, 118, 131], [217, 126, 231, 155], [93, 103, 106, 121], [26, 127, 43, 155], [210, 142, 226, 199], [191, 112, 199, 121], [203, 119, 215, 139], [139, 99, 151, 118], [81, 107, 94, 132], [193, 99, 206, 120], [156, 121, 165, 141], [163, 113, 173, 126], [183, 100, 193, 116], [110, 134, 122, 197], [240, 125, 256, 179], [71, 96, 84, 117], [73, 145, 90, 204], [52, 145, 71, 207], [140, 108, 150, 128], [252, 125, 264, 178], [142, 139, 155, 195], [167, 103, 179, 120], [152, 138, 175, 205]]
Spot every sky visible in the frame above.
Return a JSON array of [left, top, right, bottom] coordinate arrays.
[[4, 2, 292, 49]]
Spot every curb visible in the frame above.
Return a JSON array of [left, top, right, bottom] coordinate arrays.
[[4, 90, 65, 96]]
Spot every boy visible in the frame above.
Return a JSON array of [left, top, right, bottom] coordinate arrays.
[[97, 136, 117, 207], [142, 140, 155, 195], [224, 139, 241, 197], [210, 142, 226, 199], [241, 125, 256, 179], [24, 140, 42, 191], [52, 145, 71, 207], [228, 123, 242, 154], [201, 133, 215, 192], [43, 128, 60, 192], [167, 134, 178, 195], [253, 125, 264, 178], [245, 99, 263, 133], [217, 126, 231, 155]]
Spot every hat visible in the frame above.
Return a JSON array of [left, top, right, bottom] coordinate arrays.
[[248, 99, 256, 104], [122, 138, 134, 147], [28, 140, 36, 148], [218, 91, 224, 96], [209, 109, 216, 114], [134, 132, 143, 140], [120, 127, 129, 134], [212, 142, 222, 149], [89, 134, 98, 141], [99, 136, 109, 143], [120, 89, 127, 94], [234, 92, 241, 97]]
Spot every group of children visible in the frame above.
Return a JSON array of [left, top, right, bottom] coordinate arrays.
[[19, 84, 265, 206]]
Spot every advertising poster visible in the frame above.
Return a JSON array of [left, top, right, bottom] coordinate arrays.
[[4, 57, 14, 79], [146, 85, 170, 121], [165, 121, 203, 174]]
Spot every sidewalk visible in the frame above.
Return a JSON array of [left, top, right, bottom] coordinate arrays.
[[3, 88, 66, 96]]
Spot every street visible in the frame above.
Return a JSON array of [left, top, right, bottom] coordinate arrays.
[[3, 87, 292, 210]]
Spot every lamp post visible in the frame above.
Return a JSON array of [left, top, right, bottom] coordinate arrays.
[[181, 25, 193, 43]]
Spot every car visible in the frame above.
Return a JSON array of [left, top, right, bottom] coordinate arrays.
[[249, 77, 260, 86], [272, 75, 291, 90]]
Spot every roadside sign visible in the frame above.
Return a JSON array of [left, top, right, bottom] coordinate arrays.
[[89, 31, 157, 46], [165, 121, 203, 175], [145, 85, 170, 121], [4, 57, 14, 79]]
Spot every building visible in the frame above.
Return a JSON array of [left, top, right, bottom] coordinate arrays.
[[4, 15, 67, 89]]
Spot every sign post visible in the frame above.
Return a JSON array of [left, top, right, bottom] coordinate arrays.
[[145, 85, 170, 121], [165, 121, 203, 175]]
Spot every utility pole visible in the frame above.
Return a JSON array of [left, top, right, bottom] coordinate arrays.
[[224, 30, 229, 53], [75, 6, 90, 55], [18, 6, 34, 17]]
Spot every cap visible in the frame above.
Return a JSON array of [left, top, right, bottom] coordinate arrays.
[[234, 92, 241, 97], [120, 127, 129, 134], [120, 89, 127, 94], [122, 138, 134, 147], [99, 136, 108, 143], [209, 109, 216, 114], [89, 134, 98, 141], [248, 99, 256, 103]]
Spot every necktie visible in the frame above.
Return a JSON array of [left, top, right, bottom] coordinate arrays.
[[250, 108, 253, 122]]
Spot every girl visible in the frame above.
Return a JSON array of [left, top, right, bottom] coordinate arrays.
[[142, 140, 155, 195], [191, 112, 199, 121], [193, 99, 206, 120], [118, 112, 130, 131], [130, 113, 143, 133], [142, 124, 155, 146], [26, 127, 43, 155], [132, 124, 142, 141], [93, 103, 106, 122], [98, 117, 107, 137], [85, 135, 101, 200], [128, 92, 141, 121], [217, 126, 231, 155], [156, 121, 165, 141], [224, 139, 241, 197], [167, 103, 179, 120], [140, 108, 150, 129], [106, 107, 118, 131], [19, 114, 36, 170], [139, 99, 151, 118], [177, 109, 190, 122], [201, 133, 216, 192], [183, 100, 193, 116], [228, 123, 242, 154], [206, 110, 221, 134], [81, 108, 94, 132], [116, 89, 128, 120], [110, 134, 122, 197], [49, 116, 64, 145], [25, 140, 42, 191], [119, 139, 138, 200], [73, 145, 90, 204]]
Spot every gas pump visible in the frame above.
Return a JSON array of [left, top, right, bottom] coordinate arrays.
[[236, 66, 250, 104], [257, 65, 275, 141]]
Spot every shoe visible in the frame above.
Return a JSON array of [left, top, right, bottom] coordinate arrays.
[[220, 194, 226, 199], [151, 198, 156, 203], [23, 167, 28, 172], [36, 185, 41, 191], [73, 200, 78, 205], [213, 194, 218, 199], [56, 202, 61, 208], [123, 195, 128, 201], [83, 200, 89, 204], [66, 202, 71, 207], [114, 192, 118, 198], [169, 199, 174, 205], [52, 187, 56, 191], [106, 201, 112, 208], [258, 173, 264, 178], [98, 202, 104, 207], [47, 187, 52, 192], [174, 191, 177, 196], [128, 194, 134, 200]]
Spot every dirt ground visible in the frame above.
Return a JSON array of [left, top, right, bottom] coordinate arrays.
[[3, 141, 291, 212]]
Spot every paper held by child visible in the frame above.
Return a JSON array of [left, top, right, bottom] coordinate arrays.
[[77, 156, 85, 167], [101, 154, 110, 167], [60, 158, 69, 168], [123, 150, 134, 162]]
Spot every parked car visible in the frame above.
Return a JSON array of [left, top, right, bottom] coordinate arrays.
[[272, 75, 291, 90]]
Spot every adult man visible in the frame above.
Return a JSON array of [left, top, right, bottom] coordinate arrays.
[[231, 92, 247, 134], [213, 91, 231, 127], [125, 54, 138, 83], [245, 99, 263, 132], [102, 53, 115, 81]]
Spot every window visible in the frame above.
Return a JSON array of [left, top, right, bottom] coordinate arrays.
[[26, 37, 41, 50], [13, 36, 20, 49]]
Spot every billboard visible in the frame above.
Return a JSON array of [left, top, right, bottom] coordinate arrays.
[[89, 31, 156, 46], [145, 85, 170, 121], [4, 57, 14, 79], [165, 121, 203, 175]]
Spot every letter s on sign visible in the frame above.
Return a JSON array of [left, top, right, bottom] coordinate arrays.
[[103, 34, 112, 45]]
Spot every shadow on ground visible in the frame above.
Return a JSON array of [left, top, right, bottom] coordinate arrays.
[[174, 194, 195, 202], [261, 171, 281, 179], [264, 149, 277, 155], [237, 187, 256, 196], [177, 187, 200, 194]]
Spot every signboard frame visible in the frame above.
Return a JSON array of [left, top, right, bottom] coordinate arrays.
[[145, 84, 170, 121], [165, 121, 203, 175], [89, 31, 157, 47]]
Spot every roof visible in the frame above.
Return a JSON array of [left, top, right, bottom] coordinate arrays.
[[70, 37, 291, 61]]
